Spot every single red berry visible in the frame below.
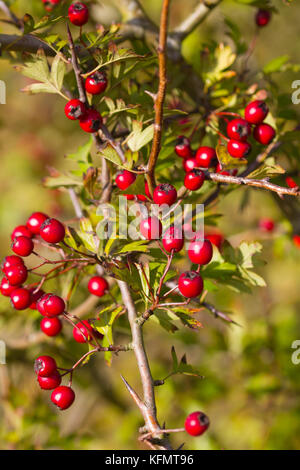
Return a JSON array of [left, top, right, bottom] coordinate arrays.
[[184, 169, 205, 191], [286, 176, 299, 189], [255, 9, 271, 27], [137, 194, 147, 202], [51, 386, 75, 410], [88, 276, 109, 297], [195, 146, 217, 168], [29, 289, 45, 310], [40, 218, 65, 244], [68, 2, 89, 26], [227, 139, 251, 159], [2, 255, 24, 273], [27, 212, 48, 234], [10, 288, 31, 310], [72, 320, 102, 343], [178, 271, 203, 298], [11, 225, 33, 241], [64, 99, 86, 120], [79, 108, 102, 133], [188, 239, 213, 265], [162, 226, 184, 253], [183, 157, 198, 172], [116, 170, 136, 191], [227, 118, 251, 141], [185, 411, 210, 436], [124, 194, 135, 200], [41, 317, 62, 337], [140, 216, 162, 240], [175, 136, 192, 158], [34, 355, 57, 377], [85, 72, 108, 95], [293, 234, 300, 248], [5, 265, 28, 286], [37, 295, 48, 316], [253, 123, 276, 145], [205, 232, 224, 250], [259, 218, 275, 232], [38, 371, 62, 390], [43, 0, 60, 12], [0, 277, 16, 297], [12, 236, 34, 257], [244, 100, 269, 125], [43, 294, 65, 317], [153, 183, 177, 206]]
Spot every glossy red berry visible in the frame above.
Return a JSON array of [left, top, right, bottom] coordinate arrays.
[[259, 218, 275, 232], [38, 371, 62, 390], [195, 146, 217, 168], [29, 289, 45, 310], [41, 317, 62, 337], [153, 183, 177, 206], [244, 100, 268, 125], [137, 194, 147, 202], [43, 294, 65, 317], [116, 170, 136, 190], [10, 288, 31, 310], [11, 225, 33, 240], [51, 386, 75, 410], [79, 108, 102, 133], [0, 277, 16, 297], [2, 255, 24, 273], [185, 411, 210, 436], [140, 216, 162, 240], [34, 355, 57, 377], [184, 169, 205, 191], [188, 239, 213, 265], [64, 99, 86, 120], [27, 212, 48, 234], [72, 320, 102, 343], [227, 139, 251, 159], [255, 9, 271, 27], [183, 157, 198, 173], [88, 276, 109, 297], [205, 232, 224, 250], [286, 176, 299, 189], [162, 226, 184, 253], [68, 2, 89, 26], [227, 118, 251, 141], [5, 265, 28, 286], [253, 123, 276, 145], [12, 236, 34, 257], [175, 136, 192, 158], [178, 271, 203, 298], [85, 72, 108, 95], [40, 218, 65, 244]]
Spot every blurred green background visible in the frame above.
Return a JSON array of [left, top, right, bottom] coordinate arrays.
[[1, 0, 300, 450]]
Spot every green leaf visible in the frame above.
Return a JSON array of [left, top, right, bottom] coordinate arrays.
[[77, 218, 97, 253], [50, 54, 66, 91], [43, 173, 83, 188], [127, 124, 154, 152], [97, 144, 124, 168], [246, 157, 285, 179], [216, 143, 247, 168], [93, 306, 123, 366], [67, 137, 93, 163]]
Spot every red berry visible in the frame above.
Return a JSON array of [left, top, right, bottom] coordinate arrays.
[[5, 265, 28, 286], [124, 194, 135, 200], [253, 123, 276, 145], [205, 232, 224, 250], [11, 225, 33, 240], [226, 118, 251, 141], [175, 136, 192, 158], [185, 411, 210, 436], [183, 157, 198, 172], [153, 183, 177, 206], [293, 234, 300, 248], [178, 271, 203, 298], [140, 216, 162, 240], [10, 288, 31, 310], [72, 320, 102, 343], [51, 386, 75, 410], [255, 9, 271, 27], [68, 2, 89, 26], [85, 72, 108, 95], [184, 169, 205, 191], [34, 355, 57, 377], [37, 295, 48, 316], [259, 218, 275, 232], [286, 176, 299, 189], [116, 170, 136, 191], [0, 277, 16, 297], [195, 146, 217, 168], [244, 100, 268, 125], [40, 218, 65, 244], [2, 255, 24, 272], [137, 194, 147, 202], [188, 239, 213, 265], [41, 317, 62, 337], [64, 99, 86, 120], [162, 226, 184, 253], [227, 139, 251, 159], [27, 212, 48, 235], [12, 236, 34, 257], [88, 276, 109, 297], [79, 108, 102, 133], [43, 294, 65, 317], [29, 289, 45, 310], [38, 371, 62, 390], [43, 0, 60, 12]]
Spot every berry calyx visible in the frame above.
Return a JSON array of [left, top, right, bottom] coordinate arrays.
[[88, 276, 109, 297], [162, 226, 184, 253], [188, 239, 213, 265], [5, 265, 28, 286], [68, 2, 89, 26], [34, 355, 57, 377], [184, 169, 205, 191], [244, 100, 268, 124], [43, 294, 66, 317], [253, 123, 276, 145], [178, 271, 203, 298], [195, 146, 217, 168], [0, 277, 16, 297], [40, 218, 65, 244], [153, 183, 177, 206], [11, 225, 33, 240], [183, 157, 198, 173], [227, 139, 251, 159], [85, 72, 108, 95], [38, 371, 62, 390], [140, 216, 162, 240], [51, 386, 75, 410], [10, 288, 31, 310], [27, 212, 48, 234], [64, 99, 86, 120], [175, 136, 192, 158], [255, 9, 271, 27], [2, 255, 24, 272], [79, 108, 102, 133], [185, 411, 210, 436], [226, 118, 251, 141], [41, 317, 62, 337], [115, 170, 136, 191], [12, 236, 34, 257], [73, 320, 102, 343]]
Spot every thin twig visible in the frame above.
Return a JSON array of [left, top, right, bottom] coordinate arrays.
[[67, 25, 87, 103]]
